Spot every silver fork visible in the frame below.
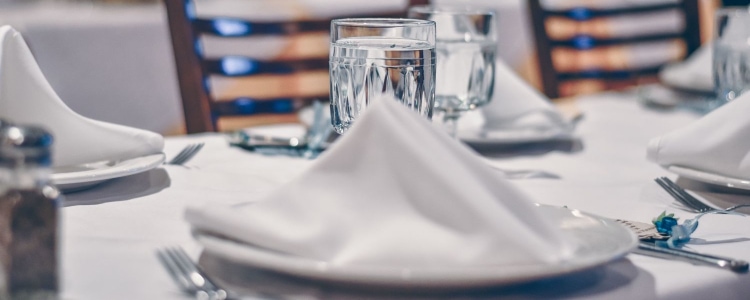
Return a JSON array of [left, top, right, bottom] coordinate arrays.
[[156, 247, 229, 300], [167, 143, 205, 165], [655, 177, 750, 213]]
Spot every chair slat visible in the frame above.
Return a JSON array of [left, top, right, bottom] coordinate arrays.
[[557, 66, 662, 81], [550, 33, 685, 50], [203, 57, 329, 76], [193, 18, 329, 37], [210, 96, 324, 116], [544, 3, 682, 21]]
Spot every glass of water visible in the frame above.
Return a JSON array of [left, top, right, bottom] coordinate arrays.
[[408, 5, 497, 137], [713, 8, 750, 109], [329, 18, 436, 134]]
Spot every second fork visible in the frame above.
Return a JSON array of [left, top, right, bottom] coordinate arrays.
[[167, 143, 205, 165], [655, 177, 750, 214]]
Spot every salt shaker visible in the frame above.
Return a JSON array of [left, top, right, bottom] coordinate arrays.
[[0, 123, 60, 299]]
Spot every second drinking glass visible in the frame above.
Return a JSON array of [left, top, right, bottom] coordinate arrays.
[[713, 8, 750, 110], [329, 18, 436, 134], [409, 6, 497, 137]]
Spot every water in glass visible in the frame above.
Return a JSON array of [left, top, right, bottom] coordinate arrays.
[[714, 43, 750, 106], [435, 40, 496, 114], [330, 37, 436, 134]]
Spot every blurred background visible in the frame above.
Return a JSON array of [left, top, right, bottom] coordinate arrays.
[[0, 0, 738, 135]]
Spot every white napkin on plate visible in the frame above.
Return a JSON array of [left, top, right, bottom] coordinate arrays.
[[458, 60, 572, 135], [658, 44, 713, 93], [187, 97, 575, 268], [647, 92, 750, 179], [0, 26, 163, 167]]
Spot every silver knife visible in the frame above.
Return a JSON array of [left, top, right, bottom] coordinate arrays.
[[635, 242, 749, 273]]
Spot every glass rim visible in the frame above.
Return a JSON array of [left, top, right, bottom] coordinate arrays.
[[331, 18, 435, 28], [408, 5, 496, 16]]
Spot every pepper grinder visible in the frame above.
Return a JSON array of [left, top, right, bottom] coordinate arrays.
[[0, 123, 60, 299]]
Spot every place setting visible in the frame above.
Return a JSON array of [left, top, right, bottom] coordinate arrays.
[[641, 7, 750, 114], [647, 90, 750, 217], [0, 25, 170, 194], [146, 12, 640, 297], [181, 96, 638, 295], [408, 5, 575, 148], [5, 0, 750, 299], [246, 5, 579, 162], [157, 4, 750, 297]]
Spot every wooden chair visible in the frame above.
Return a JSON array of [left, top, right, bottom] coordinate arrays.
[[164, 0, 429, 133], [528, 0, 702, 98]]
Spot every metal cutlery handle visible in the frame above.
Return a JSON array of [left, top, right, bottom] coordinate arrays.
[[635, 242, 749, 273]]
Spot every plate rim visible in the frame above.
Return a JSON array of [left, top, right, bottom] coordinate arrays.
[[457, 127, 574, 145], [659, 66, 714, 94], [667, 165, 750, 190], [194, 204, 638, 289], [52, 153, 165, 185]]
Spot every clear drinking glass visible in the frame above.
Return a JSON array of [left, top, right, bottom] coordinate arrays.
[[329, 18, 436, 134], [408, 6, 497, 137], [713, 8, 750, 109]]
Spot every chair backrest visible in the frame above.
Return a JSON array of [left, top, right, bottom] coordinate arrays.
[[528, 0, 701, 98], [164, 0, 429, 133]]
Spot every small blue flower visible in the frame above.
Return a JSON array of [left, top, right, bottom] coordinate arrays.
[[652, 211, 679, 235]]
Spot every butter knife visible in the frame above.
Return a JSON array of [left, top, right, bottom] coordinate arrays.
[[615, 219, 748, 273], [635, 242, 748, 273]]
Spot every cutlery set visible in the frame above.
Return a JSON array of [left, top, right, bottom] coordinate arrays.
[[228, 101, 333, 159], [637, 177, 750, 273]]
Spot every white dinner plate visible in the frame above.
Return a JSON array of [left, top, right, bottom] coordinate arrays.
[[458, 126, 574, 145], [667, 165, 750, 191], [193, 204, 638, 289], [52, 153, 165, 192], [456, 110, 574, 145], [300, 106, 573, 145]]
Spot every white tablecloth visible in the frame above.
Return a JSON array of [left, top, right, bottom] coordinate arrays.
[[60, 92, 750, 299]]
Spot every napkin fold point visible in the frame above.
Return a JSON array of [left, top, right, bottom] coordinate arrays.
[[647, 92, 750, 179]]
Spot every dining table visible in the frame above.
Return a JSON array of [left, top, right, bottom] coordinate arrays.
[[57, 90, 750, 299]]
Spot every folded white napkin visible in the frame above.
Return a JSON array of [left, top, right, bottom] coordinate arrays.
[[187, 96, 574, 268], [0, 26, 163, 167], [647, 92, 750, 179], [658, 44, 713, 93], [458, 60, 572, 136]]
